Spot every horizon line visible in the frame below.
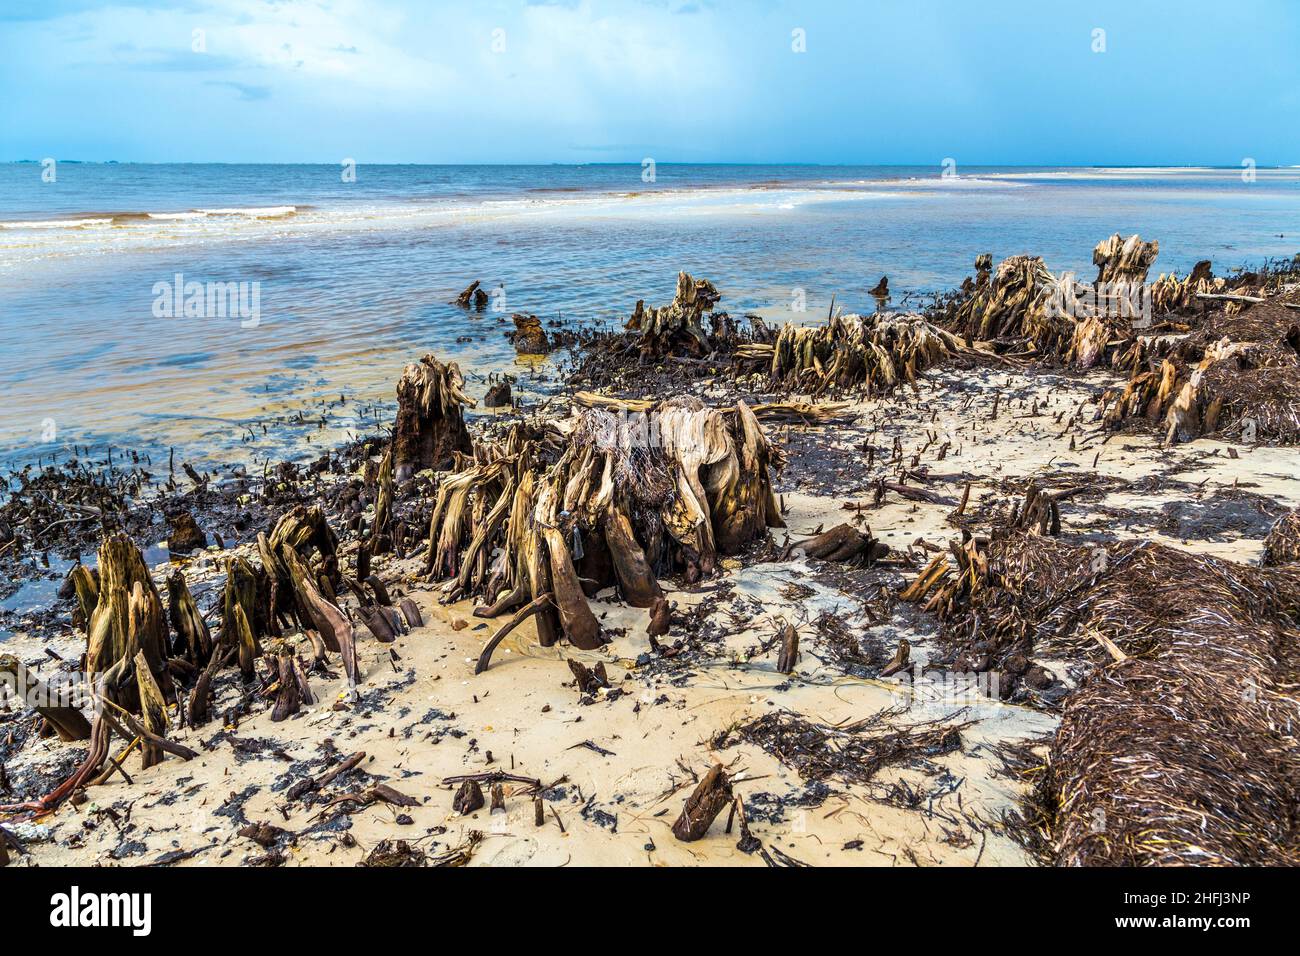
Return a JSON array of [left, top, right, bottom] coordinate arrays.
[[4, 160, 1295, 170]]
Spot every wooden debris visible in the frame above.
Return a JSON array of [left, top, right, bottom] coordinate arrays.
[[0, 654, 91, 742], [796, 522, 888, 564], [453, 779, 485, 815], [672, 763, 733, 841], [776, 623, 799, 674], [509, 313, 551, 355], [392, 354, 474, 480], [628, 271, 721, 357]]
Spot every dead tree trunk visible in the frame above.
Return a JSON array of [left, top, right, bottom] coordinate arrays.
[[672, 764, 733, 841], [630, 272, 721, 357], [166, 570, 212, 666], [392, 355, 474, 481]]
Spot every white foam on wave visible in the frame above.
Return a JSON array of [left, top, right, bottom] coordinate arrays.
[[0, 217, 114, 229], [151, 205, 298, 219]]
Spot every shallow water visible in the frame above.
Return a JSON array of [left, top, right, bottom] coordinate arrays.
[[2, 163, 1297, 471]]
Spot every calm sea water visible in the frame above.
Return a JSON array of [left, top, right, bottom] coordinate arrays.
[[1, 163, 1297, 471]]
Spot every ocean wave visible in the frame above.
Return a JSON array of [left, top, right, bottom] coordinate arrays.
[[0, 205, 299, 229], [0, 217, 114, 229], [154, 205, 298, 219]]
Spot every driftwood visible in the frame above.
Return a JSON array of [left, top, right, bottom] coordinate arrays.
[[474, 593, 552, 674], [880, 638, 910, 677], [0, 654, 91, 741], [796, 522, 888, 564], [672, 764, 733, 841], [286, 750, 367, 801]]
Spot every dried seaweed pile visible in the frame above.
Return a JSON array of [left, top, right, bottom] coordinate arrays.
[[904, 529, 1300, 865], [739, 311, 963, 398], [1101, 292, 1300, 443], [424, 396, 784, 665], [717, 708, 969, 786], [1263, 510, 1300, 566]]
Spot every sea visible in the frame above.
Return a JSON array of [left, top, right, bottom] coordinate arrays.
[[1, 163, 1297, 472]]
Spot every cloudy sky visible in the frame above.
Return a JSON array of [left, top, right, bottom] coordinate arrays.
[[2, 0, 1297, 165]]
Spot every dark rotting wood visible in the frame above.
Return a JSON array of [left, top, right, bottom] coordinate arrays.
[[453, 779, 485, 815], [880, 638, 911, 678], [776, 623, 799, 674], [166, 569, 212, 666], [796, 522, 889, 564], [733, 794, 761, 853], [672, 763, 733, 842], [366, 574, 392, 607], [392, 354, 474, 481], [647, 596, 671, 637], [509, 313, 551, 355], [269, 644, 305, 722], [567, 659, 609, 696], [398, 597, 423, 629], [0, 654, 91, 742]]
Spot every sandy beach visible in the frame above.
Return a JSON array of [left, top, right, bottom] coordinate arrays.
[[7, 333, 1297, 868]]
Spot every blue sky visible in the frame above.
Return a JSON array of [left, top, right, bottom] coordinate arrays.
[[2, 0, 1297, 165]]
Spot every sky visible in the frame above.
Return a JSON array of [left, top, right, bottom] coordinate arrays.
[[1, 0, 1297, 165]]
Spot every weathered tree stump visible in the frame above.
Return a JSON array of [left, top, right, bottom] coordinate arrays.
[[453, 779, 484, 815], [776, 623, 799, 674], [166, 570, 212, 666], [672, 764, 733, 841], [629, 272, 721, 357], [567, 659, 609, 696], [510, 313, 551, 355], [454, 280, 488, 311], [165, 510, 206, 556], [392, 355, 474, 481], [484, 380, 512, 408]]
